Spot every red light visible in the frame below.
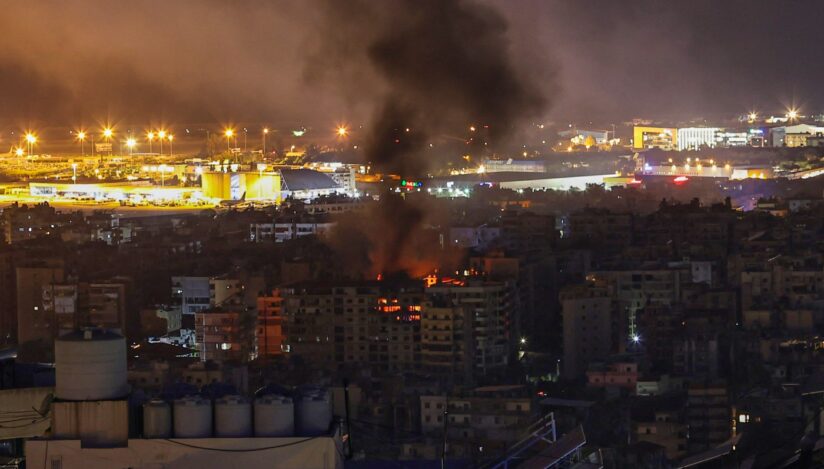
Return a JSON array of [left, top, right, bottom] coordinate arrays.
[[673, 176, 689, 184], [376, 273, 383, 281], [628, 179, 642, 185]]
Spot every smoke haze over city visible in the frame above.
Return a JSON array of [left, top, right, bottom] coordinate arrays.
[[1, 0, 823, 126]]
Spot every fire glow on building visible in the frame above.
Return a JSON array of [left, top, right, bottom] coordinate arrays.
[[377, 297, 422, 322]]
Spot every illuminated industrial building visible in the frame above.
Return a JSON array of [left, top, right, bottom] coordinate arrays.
[[769, 123, 824, 147], [633, 126, 677, 150], [28, 182, 200, 203], [677, 127, 720, 151], [636, 126, 762, 150], [201, 170, 281, 201]]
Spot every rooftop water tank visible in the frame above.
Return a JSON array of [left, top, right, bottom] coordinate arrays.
[[173, 396, 212, 438], [215, 395, 252, 437], [55, 329, 128, 401], [254, 395, 294, 437], [143, 399, 172, 438], [295, 389, 332, 436]]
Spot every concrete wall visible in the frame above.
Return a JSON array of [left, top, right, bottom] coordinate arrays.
[[0, 387, 52, 439], [26, 436, 343, 469], [52, 400, 129, 447]]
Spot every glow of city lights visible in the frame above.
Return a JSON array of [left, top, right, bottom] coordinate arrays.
[[76, 131, 86, 141], [147, 131, 155, 140], [126, 138, 137, 148], [25, 133, 37, 144], [158, 130, 167, 139], [224, 129, 234, 138], [14, 148, 24, 157], [748, 111, 758, 121], [787, 108, 799, 120], [263, 128, 269, 134], [167, 134, 173, 141], [102, 128, 113, 138], [336, 126, 348, 137]]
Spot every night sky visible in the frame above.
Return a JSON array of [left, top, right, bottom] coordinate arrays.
[[1, 0, 822, 126]]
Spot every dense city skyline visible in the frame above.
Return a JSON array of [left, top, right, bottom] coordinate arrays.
[[2, 2, 824, 468]]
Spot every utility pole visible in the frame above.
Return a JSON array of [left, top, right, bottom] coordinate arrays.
[[441, 406, 449, 469], [343, 378, 353, 459]]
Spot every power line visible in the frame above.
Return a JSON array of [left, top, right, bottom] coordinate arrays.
[[161, 436, 320, 452]]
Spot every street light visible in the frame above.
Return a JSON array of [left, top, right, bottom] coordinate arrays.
[[262, 128, 269, 155], [25, 133, 37, 156], [102, 128, 114, 157], [14, 147, 23, 158], [167, 134, 174, 157], [336, 125, 348, 137], [76, 131, 87, 156], [71, 163, 78, 183], [158, 130, 167, 156], [126, 137, 137, 156], [224, 128, 234, 151], [787, 108, 799, 121], [747, 112, 757, 122], [147, 131, 155, 154]]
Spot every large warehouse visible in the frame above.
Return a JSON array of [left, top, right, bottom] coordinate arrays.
[[201, 167, 346, 202], [200, 170, 281, 201]]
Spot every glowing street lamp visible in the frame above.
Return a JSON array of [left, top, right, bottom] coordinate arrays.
[[747, 111, 758, 122], [102, 128, 114, 157], [147, 131, 155, 154], [167, 134, 174, 157], [787, 108, 799, 122], [24, 133, 37, 156], [158, 130, 167, 156], [126, 137, 137, 156], [336, 125, 348, 138], [14, 147, 24, 158], [262, 128, 269, 155], [71, 162, 78, 183], [224, 128, 235, 151], [76, 131, 87, 156]]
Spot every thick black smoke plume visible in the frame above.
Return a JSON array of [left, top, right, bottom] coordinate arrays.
[[314, 0, 552, 277]]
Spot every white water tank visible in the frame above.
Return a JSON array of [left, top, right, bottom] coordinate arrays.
[[295, 392, 332, 436], [215, 395, 252, 437], [173, 396, 212, 438], [143, 399, 172, 438], [55, 329, 128, 401], [254, 395, 294, 437]]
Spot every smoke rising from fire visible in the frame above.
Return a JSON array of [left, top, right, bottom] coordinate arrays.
[[315, 0, 551, 278]]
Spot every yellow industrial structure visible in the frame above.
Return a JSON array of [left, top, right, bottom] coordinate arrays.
[[633, 126, 677, 150], [201, 170, 281, 202]]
